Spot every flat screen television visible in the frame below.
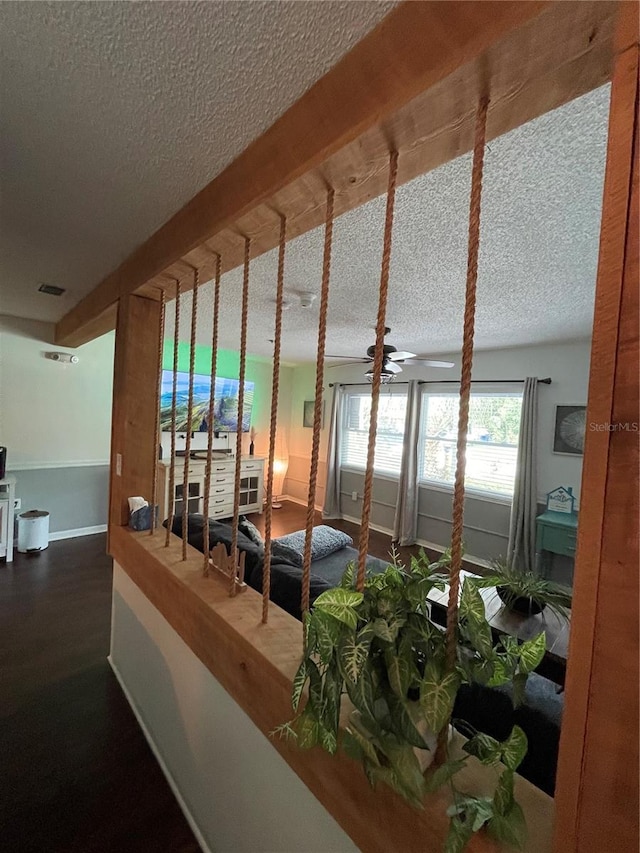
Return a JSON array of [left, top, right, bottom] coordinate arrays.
[[160, 371, 255, 433]]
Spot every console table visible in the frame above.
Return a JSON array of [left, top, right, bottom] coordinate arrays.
[[535, 510, 578, 579]]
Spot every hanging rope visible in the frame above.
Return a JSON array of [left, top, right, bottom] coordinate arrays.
[[301, 187, 335, 617], [262, 214, 287, 622], [165, 278, 182, 548], [150, 288, 166, 535], [181, 266, 199, 561], [202, 253, 222, 576], [438, 97, 489, 759], [230, 236, 251, 596], [356, 150, 399, 590]]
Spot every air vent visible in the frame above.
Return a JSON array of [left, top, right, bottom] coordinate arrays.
[[38, 283, 66, 296]]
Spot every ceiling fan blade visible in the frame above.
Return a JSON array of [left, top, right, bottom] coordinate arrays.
[[387, 350, 417, 361], [402, 358, 455, 369], [325, 354, 368, 360], [327, 360, 368, 369], [385, 361, 403, 374]]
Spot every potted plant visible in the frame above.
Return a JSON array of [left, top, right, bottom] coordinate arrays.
[[275, 553, 547, 852], [472, 558, 572, 618]]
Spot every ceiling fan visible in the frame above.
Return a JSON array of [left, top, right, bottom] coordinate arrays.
[[326, 327, 454, 383]]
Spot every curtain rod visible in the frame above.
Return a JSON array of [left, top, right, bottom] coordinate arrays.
[[328, 378, 552, 388], [419, 377, 552, 385]]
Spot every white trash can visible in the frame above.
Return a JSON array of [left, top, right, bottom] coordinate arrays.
[[17, 510, 50, 552]]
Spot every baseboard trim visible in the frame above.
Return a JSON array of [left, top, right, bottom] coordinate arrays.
[[339, 514, 489, 569], [281, 494, 323, 513], [107, 656, 210, 853], [341, 513, 393, 537], [48, 524, 107, 542]]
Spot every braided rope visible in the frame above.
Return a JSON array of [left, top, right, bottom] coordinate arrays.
[[357, 150, 399, 590], [181, 267, 199, 561], [150, 288, 166, 535], [230, 237, 251, 596], [301, 188, 335, 617], [165, 278, 182, 547], [438, 97, 489, 759], [262, 215, 287, 623], [202, 253, 222, 576]]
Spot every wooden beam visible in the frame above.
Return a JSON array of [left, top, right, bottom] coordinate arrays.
[[56, 0, 619, 344], [553, 8, 639, 848], [111, 525, 555, 853], [108, 294, 161, 540]]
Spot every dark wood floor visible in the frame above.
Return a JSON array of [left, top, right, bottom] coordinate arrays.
[[0, 534, 201, 853]]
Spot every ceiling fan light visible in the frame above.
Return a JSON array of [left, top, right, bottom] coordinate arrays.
[[365, 367, 395, 384]]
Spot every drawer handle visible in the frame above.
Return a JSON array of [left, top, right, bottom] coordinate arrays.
[[215, 466, 227, 472], [215, 478, 226, 483], [215, 489, 225, 494], [215, 499, 226, 504]]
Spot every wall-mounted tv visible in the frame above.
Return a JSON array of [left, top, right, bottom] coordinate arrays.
[[160, 371, 255, 433]]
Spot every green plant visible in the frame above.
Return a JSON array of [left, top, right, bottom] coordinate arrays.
[[275, 552, 547, 852], [473, 558, 572, 620]]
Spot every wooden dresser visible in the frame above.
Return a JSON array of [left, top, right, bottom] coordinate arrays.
[[157, 456, 264, 523]]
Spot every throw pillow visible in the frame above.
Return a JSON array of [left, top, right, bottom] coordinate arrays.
[[238, 515, 264, 547]]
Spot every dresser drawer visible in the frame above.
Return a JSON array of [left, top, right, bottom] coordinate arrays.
[[209, 502, 234, 520], [208, 481, 235, 498], [210, 462, 234, 476], [539, 525, 577, 557]]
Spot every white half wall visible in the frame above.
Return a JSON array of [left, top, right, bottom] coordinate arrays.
[[110, 563, 358, 853]]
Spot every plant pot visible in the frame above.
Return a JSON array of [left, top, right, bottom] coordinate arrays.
[[497, 585, 546, 616]]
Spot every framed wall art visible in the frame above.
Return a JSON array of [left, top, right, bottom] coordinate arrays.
[[553, 405, 586, 455], [303, 399, 325, 429]]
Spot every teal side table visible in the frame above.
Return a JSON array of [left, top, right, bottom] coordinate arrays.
[[535, 510, 578, 577]]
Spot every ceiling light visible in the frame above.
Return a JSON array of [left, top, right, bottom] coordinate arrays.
[[365, 367, 395, 384], [38, 283, 66, 296]]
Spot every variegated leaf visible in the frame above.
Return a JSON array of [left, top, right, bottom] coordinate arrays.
[[314, 587, 363, 629], [460, 578, 486, 622], [420, 663, 460, 732], [291, 659, 308, 712], [501, 726, 528, 772], [518, 632, 546, 674]]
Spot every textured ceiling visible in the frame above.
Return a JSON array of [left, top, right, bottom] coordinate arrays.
[[167, 85, 610, 362], [0, 0, 394, 321]]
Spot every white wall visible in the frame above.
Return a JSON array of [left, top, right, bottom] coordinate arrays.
[[284, 363, 329, 506], [0, 314, 114, 533], [110, 563, 358, 853], [0, 315, 114, 469], [287, 340, 591, 507]]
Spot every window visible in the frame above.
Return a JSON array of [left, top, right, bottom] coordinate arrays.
[[419, 393, 522, 497], [341, 391, 407, 476]]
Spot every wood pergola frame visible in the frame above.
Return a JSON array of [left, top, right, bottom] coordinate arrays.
[[64, 3, 639, 851]]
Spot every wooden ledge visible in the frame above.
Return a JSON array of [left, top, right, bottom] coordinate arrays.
[[110, 525, 554, 853]]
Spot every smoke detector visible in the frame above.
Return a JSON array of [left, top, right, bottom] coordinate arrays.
[[299, 292, 316, 308]]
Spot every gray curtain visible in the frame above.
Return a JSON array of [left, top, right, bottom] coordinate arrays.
[[322, 384, 344, 519], [393, 380, 420, 546], [507, 377, 539, 572]]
